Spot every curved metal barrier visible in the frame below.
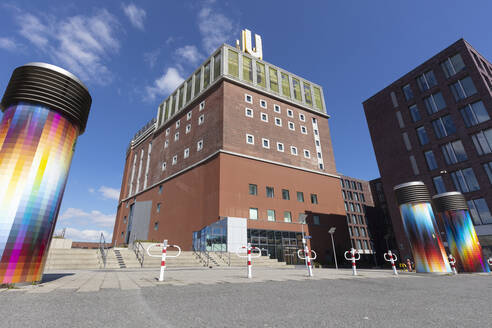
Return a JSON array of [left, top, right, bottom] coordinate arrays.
[[146, 240, 181, 281], [236, 243, 261, 278], [344, 248, 361, 276], [383, 250, 398, 276]]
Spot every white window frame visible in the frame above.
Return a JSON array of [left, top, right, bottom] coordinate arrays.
[[164, 140, 169, 148], [174, 132, 179, 141], [172, 155, 178, 165], [288, 122, 295, 131], [176, 120, 180, 129], [261, 112, 268, 122], [287, 109, 293, 117], [274, 104, 281, 113], [246, 134, 254, 145], [187, 111, 192, 120], [161, 162, 167, 171], [304, 149, 311, 158], [166, 128, 170, 136], [299, 113, 305, 122], [275, 117, 282, 127], [245, 94, 253, 104], [260, 99, 267, 108], [198, 114, 204, 125], [197, 139, 203, 151], [262, 138, 270, 149], [301, 126, 307, 134], [184, 148, 190, 159], [186, 124, 191, 134], [277, 142, 284, 152], [245, 107, 253, 118], [199, 101, 205, 111], [291, 146, 298, 155]]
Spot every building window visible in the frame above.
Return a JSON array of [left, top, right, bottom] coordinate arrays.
[[165, 128, 170, 136], [450, 76, 477, 102], [347, 191, 353, 200], [156, 203, 161, 213], [199, 101, 205, 111], [424, 92, 446, 114], [351, 213, 357, 223], [154, 222, 159, 231], [261, 113, 268, 122], [198, 114, 205, 125], [245, 94, 252, 104], [281, 72, 290, 97], [409, 104, 421, 122], [432, 115, 456, 139], [354, 193, 359, 201], [245, 107, 253, 118], [483, 161, 492, 184], [460, 101, 490, 127], [123, 216, 127, 224], [287, 109, 293, 117], [284, 211, 292, 223], [360, 193, 365, 202], [288, 122, 295, 131], [314, 129, 319, 136], [303, 149, 310, 158], [187, 111, 192, 120], [275, 117, 282, 127], [249, 184, 257, 195], [313, 215, 320, 225], [357, 182, 362, 191], [402, 83, 413, 101], [228, 49, 239, 77], [402, 132, 412, 151], [450, 168, 480, 193], [186, 124, 191, 134], [266, 186, 274, 198], [176, 120, 180, 129], [172, 155, 178, 165], [416, 126, 429, 145], [424, 150, 438, 170], [297, 191, 304, 202], [433, 176, 446, 194], [299, 113, 305, 122], [260, 99, 267, 108], [246, 134, 254, 145], [158, 185, 163, 194], [441, 53, 465, 78], [291, 146, 298, 155], [174, 132, 179, 141], [262, 138, 270, 149], [344, 201, 348, 211], [292, 78, 302, 101], [471, 128, 492, 155], [301, 126, 307, 134], [282, 189, 290, 200], [267, 209, 276, 221], [274, 104, 281, 113], [184, 148, 190, 159], [441, 140, 467, 165], [243, 56, 253, 82], [277, 142, 284, 152], [164, 140, 169, 148], [269, 67, 279, 92], [356, 204, 361, 212], [161, 162, 167, 171], [310, 194, 318, 204], [249, 208, 258, 220], [409, 155, 419, 175], [197, 139, 203, 151], [315, 140, 320, 146], [416, 70, 437, 91], [317, 152, 322, 159], [467, 198, 492, 225]]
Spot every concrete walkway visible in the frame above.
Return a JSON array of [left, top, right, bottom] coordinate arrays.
[[0, 267, 427, 294]]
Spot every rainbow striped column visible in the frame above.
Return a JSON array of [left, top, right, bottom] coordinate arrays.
[[394, 182, 451, 273], [0, 63, 91, 284], [433, 192, 490, 273]]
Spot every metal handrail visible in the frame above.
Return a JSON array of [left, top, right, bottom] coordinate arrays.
[[133, 241, 145, 267], [214, 251, 231, 267], [99, 233, 108, 269]]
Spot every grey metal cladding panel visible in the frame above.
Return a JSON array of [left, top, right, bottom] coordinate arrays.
[[132, 201, 152, 241]]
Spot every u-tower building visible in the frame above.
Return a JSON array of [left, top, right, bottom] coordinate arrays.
[[112, 31, 351, 264], [364, 39, 492, 260]]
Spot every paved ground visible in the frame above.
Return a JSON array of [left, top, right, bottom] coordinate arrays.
[[1, 267, 491, 327]]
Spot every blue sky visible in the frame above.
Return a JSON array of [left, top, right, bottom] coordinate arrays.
[[0, 0, 491, 241]]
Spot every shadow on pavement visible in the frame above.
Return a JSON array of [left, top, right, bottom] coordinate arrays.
[[41, 273, 74, 283]]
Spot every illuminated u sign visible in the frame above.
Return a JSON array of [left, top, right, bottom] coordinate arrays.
[[241, 29, 263, 60]]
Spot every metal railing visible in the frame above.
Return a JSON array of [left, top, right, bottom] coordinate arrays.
[[214, 251, 231, 267], [99, 233, 108, 269], [133, 241, 145, 267]]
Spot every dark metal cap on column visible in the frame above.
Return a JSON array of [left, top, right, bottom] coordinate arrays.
[[0, 62, 92, 134], [393, 181, 431, 205], [432, 192, 468, 212]]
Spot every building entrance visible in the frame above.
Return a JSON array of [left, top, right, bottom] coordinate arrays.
[[248, 229, 305, 264]]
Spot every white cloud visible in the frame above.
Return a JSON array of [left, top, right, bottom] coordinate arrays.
[[14, 10, 120, 85], [62, 227, 113, 242], [59, 207, 115, 227], [145, 67, 184, 101], [198, 4, 237, 53], [89, 188, 95, 193], [175, 45, 203, 65], [122, 3, 146, 30], [0, 37, 18, 51], [144, 48, 161, 68], [98, 186, 120, 200]]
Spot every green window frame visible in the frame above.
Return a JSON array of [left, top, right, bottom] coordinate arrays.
[[243, 56, 253, 82], [313, 87, 322, 109], [186, 78, 192, 103], [178, 85, 184, 109], [228, 50, 239, 77], [303, 82, 312, 105], [203, 61, 211, 89], [292, 78, 302, 101], [194, 70, 201, 97], [213, 52, 221, 81], [281, 73, 290, 97], [256, 62, 266, 87], [269, 67, 279, 92]]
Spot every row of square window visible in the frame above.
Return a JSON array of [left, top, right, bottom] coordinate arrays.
[[246, 134, 321, 158], [164, 102, 205, 137], [340, 179, 363, 191], [163, 115, 205, 146], [248, 184, 319, 204], [244, 108, 318, 136], [351, 239, 370, 251], [342, 190, 366, 202], [248, 208, 320, 224], [347, 213, 366, 226], [349, 225, 368, 238], [161, 140, 204, 171], [245, 93, 316, 123], [344, 201, 364, 213]]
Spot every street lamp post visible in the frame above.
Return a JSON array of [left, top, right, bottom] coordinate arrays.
[[328, 227, 338, 270]]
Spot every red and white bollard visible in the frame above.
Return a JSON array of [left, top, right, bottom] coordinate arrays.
[[344, 248, 361, 276], [448, 254, 458, 275], [384, 250, 398, 276], [146, 240, 182, 282], [487, 258, 492, 269], [297, 239, 317, 277], [236, 243, 261, 278]]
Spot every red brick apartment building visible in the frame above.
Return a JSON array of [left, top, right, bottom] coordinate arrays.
[[112, 39, 351, 264], [364, 39, 492, 259]]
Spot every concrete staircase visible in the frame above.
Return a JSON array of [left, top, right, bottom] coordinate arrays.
[[44, 248, 100, 270], [140, 250, 204, 268], [104, 248, 141, 269], [210, 252, 288, 268]]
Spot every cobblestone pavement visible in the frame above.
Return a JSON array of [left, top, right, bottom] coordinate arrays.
[[0, 267, 423, 293]]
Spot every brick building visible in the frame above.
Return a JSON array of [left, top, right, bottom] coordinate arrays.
[[112, 36, 351, 264], [364, 39, 492, 259]]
